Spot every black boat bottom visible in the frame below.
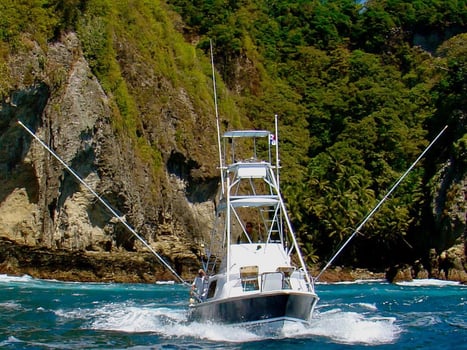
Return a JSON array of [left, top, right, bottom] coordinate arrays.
[[189, 291, 318, 325]]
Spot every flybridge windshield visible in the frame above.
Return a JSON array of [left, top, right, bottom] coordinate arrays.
[[223, 130, 270, 138], [222, 130, 277, 165]]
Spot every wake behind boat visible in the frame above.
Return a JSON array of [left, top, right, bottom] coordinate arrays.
[[188, 120, 319, 329]]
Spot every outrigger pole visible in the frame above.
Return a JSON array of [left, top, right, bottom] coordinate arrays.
[[315, 125, 448, 282], [210, 40, 225, 195], [18, 120, 187, 285]]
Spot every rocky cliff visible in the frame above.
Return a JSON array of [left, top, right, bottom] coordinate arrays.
[[0, 28, 465, 284], [0, 33, 218, 281]]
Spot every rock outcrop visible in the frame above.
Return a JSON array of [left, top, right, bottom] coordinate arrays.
[[386, 243, 467, 283], [0, 33, 217, 281]]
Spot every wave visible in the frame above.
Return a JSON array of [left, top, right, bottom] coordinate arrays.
[[0, 274, 33, 283], [52, 300, 401, 345], [285, 309, 401, 345], [0, 335, 97, 349], [0, 301, 22, 310], [396, 279, 463, 287], [447, 317, 467, 330], [317, 279, 387, 285], [0, 336, 21, 347], [353, 302, 378, 311], [155, 280, 175, 285], [58, 302, 261, 342], [404, 312, 442, 327]]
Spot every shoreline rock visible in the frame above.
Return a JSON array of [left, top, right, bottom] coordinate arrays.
[[1, 238, 465, 284], [0, 238, 197, 283], [309, 266, 386, 283], [385, 243, 467, 284]]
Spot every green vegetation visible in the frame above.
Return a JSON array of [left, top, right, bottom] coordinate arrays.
[[165, 0, 466, 265], [1, 0, 236, 175], [1, 0, 465, 267]]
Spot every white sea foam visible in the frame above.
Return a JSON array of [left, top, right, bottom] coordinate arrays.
[[76, 302, 260, 342], [61, 300, 402, 345], [157, 321, 262, 342], [0, 274, 33, 283], [284, 309, 401, 345], [318, 279, 387, 285], [396, 279, 462, 287], [352, 302, 378, 311], [0, 301, 22, 310], [0, 336, 21, 346]]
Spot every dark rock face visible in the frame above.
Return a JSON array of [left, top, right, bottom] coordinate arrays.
[[0, 237, 194, 282], [0, 33, 214, 282], [386, 244, 467, 283]]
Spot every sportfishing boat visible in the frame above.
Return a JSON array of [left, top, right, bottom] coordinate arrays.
[[18, 110, 446, 332], [188, 117, 319, 329]]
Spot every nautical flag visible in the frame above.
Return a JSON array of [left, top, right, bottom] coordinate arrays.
[[269, 134, 276, 145]]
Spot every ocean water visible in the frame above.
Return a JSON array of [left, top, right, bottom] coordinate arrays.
[[0, 275, 465, 349]]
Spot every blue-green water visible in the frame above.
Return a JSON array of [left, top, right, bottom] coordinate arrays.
[[0, 275, 465, 349]]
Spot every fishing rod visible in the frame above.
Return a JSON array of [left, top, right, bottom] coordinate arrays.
[[18, 120, 187, 285], [315, 125, 448, 281]]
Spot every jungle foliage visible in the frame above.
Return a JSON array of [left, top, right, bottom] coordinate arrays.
[[1, 0, 466, 268], [166, 0, 466, 266]]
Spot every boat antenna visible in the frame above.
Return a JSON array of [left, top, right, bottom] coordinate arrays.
[[210, 39, 225, 195], [18, 120, 187, 285], [274, 114, 280, 191], [315, 124, 448, 282]]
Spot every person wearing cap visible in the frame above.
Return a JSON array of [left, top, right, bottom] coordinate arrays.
[[191, 269, 208, 301]]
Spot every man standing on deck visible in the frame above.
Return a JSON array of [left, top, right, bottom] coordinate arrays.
[[191, 269, 208, 301]]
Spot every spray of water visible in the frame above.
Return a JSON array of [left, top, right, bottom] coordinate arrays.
[[64, 301, 401, 345]]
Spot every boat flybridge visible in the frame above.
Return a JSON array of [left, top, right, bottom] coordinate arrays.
[[188, 123, 319, 329]]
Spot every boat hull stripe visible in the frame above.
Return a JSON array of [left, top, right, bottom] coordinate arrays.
[[189, 292, 318, 324]]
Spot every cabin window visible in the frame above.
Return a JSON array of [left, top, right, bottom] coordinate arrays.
[[207, 280, 217, 299], [261, 272, 283, 291], [240, 265, 259, 291]]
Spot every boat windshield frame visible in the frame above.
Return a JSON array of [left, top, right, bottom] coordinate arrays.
[[222, 130, 273, 167], [223, 130, 270, 138]]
